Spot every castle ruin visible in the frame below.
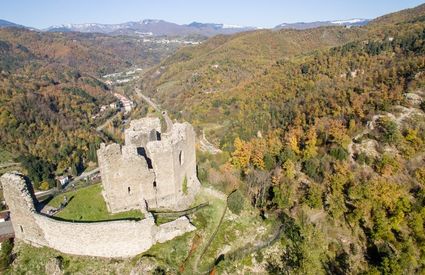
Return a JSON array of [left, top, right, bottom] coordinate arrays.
[[0, 117, 201, 257], [97, 117, 200, 212]]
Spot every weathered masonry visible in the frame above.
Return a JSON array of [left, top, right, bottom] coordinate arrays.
[[0, 172, 195, 258], [97, 117, 200, 213]]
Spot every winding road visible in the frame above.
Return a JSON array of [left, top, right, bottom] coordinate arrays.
[[96, 110, 123, 132], [66, 168, 100, 188], [134, 88, 173, 132]]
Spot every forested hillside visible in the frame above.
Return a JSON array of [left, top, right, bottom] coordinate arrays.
[[0, 28, 179, 75], [141, 26, 366, 112], [141, 4, 425, 273], [0, 29, 179, 189]]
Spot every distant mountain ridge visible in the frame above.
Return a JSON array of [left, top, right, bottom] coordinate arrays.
[[0, 19, 26, 29], [0, 17, 371, 37], [45, 19, 258, 37], [275, 18, 369, 30]]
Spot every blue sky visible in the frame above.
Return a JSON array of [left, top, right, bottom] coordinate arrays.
[[2, 0, 424, 29]]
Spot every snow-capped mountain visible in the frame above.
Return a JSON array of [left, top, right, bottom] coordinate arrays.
[[45, 20, 257, 37], [330, 18, 368, 25], [275, 18, 369, 30]]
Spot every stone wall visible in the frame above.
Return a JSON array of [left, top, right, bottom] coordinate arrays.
[[97, 117, 200, 212], [97, 143, 155, 213], [0, 172, 47, 246], [34, 214, 156, 258], [0, 172, 196, 258], [124, 118, 162, 148]]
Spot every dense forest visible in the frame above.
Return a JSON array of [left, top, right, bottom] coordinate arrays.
[[0, 29, 180, 188], [143, 4, 425, 274]]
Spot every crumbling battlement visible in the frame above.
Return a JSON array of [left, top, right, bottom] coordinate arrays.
[[0, 172, 196, 258], [97, 117, 200, 213]]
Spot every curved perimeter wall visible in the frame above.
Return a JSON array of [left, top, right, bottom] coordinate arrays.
[[0, 172, 195, 258]]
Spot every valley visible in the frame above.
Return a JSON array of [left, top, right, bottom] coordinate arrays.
[[0, 2, 425, 274]]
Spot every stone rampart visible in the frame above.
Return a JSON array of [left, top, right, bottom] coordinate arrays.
[[0, 172, 195, 258]]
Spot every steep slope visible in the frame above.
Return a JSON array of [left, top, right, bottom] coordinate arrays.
[[370, 3, 425, 25], [187, 4, 425, 274], [0, 28, 180, 188], [141, 26, 367, 118]]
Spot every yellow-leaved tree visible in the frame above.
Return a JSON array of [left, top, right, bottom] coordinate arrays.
[[285, 127, 303, 155], [231, 137, 252, 170], [303, 127, 318, 159]]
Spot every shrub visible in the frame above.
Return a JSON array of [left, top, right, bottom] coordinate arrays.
[[304, 184, 323, 209], [415, 167, 425, 185], [182, 176, 188, 195], [153, 266, 166, 275], [355, 152, 373, 165], [197, 166, 208, 184], [0, 239, 13, 271], [378, 118, 401, 144], [228, 190, 245, 215], [303, 158, 322, 181], [278, 148, 297, 163], [329, 146, 348, 161], [375, 154, 400, 176], [39, 181, 50, 191], [420, 101, 425, 112], [264, 153, 276, 171]]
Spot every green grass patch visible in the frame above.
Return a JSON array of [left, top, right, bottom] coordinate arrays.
[[0, 148, 13, 164], [134, 233, 193, 274], [48, 184, 144, 221], [7, 241, 133, 275]]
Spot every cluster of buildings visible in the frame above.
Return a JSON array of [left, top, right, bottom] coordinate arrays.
[[139, 38, 201, 45], [91, 93, 134, 120], [102, 68, 143, 86], [113, 93, 134, 113]]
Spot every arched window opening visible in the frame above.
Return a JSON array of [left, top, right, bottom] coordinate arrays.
[[179, 150, 184, 166], [153, 181, 157, 188]]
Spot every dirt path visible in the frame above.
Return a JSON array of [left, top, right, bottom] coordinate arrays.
[[0, 162, 20, 169], [199, 130, 222, 154], [66, 168, 100, 188], [193, 200, 227, 274]]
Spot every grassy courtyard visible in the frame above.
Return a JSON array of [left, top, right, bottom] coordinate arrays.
[[47, 184, 144, 221]]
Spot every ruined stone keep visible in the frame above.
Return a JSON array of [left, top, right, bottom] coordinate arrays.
[[97, 117, 200, 213]]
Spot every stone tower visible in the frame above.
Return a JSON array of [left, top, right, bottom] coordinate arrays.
[[0, 172, 47, 246], [97, 117, 200, 213]]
